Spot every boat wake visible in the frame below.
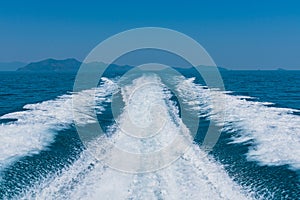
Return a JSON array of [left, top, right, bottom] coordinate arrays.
[[175, 76, 300, 170], [18, 75, 252, 200]]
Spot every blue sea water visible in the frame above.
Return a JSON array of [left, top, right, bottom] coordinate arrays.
[[0, 70, 299, 199]]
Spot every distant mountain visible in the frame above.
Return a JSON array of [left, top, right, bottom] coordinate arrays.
[[276, 68, 287, 71], [16, 58, 230, 73], [0, 61, 27, 71], [17, 58, 81, 72], [193, 65, 228, 71], [217, 67, 229, 71]]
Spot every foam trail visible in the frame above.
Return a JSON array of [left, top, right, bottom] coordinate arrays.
[[0, 78, 117, 168], [19, 75, 252, 200], [175, 77, 300, 170]]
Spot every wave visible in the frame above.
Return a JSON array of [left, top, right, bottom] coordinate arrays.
[[0, 78, 117, 168], [18, 74, 252, 200], [175, 77, 300, 170]]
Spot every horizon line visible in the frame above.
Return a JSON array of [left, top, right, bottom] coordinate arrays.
[[0, 58, 299, 71]]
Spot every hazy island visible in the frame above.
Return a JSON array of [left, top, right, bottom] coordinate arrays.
[[17, 58, 81, 72], [15, 58, 232, 73]]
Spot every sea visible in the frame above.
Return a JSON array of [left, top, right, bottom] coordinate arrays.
[[0, 69, 299, 199]]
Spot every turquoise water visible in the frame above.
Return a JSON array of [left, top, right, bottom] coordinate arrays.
[[0, 70, 299, 199]]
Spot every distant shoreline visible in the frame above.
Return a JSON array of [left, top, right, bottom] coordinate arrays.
[[0, 58, 299, 71]]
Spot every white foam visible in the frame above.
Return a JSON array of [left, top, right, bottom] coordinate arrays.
[[0, 78, 118, 168], [175, 77, 300, 170], [19, 75, 252, 200]]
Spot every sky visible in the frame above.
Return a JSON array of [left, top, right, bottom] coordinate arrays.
[[0, 0, 300, 70]]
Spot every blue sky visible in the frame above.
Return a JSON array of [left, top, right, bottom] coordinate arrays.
[[0, 0, 300, 69]]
